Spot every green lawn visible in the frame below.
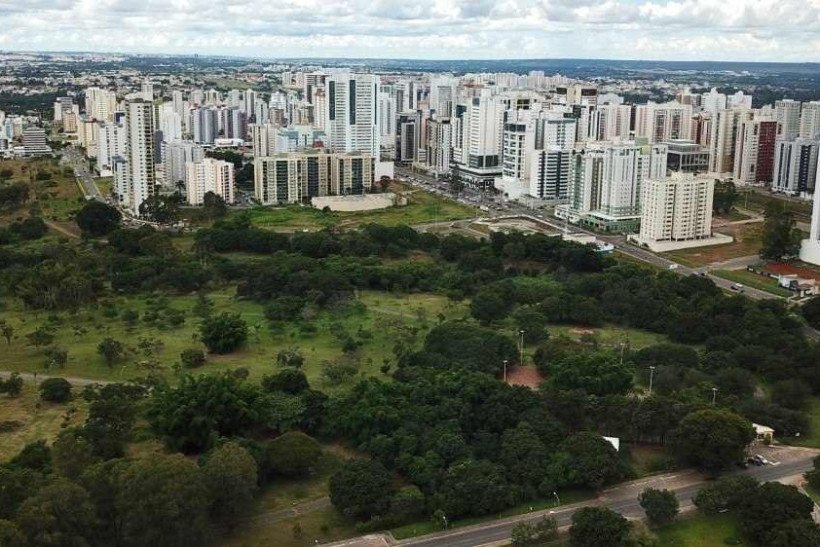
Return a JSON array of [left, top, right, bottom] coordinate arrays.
[[0, 290, 467, 387], [223, 506, 356, 547], [545, 323, 666, 351], [655, 514, 747, 547], [712, 269, 792, 297], [246, 184, 477, 232]]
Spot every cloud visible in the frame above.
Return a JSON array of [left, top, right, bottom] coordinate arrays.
[[0, 0, 817, 61]]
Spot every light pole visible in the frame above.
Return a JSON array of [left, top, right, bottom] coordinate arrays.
[[519, 330, 525, 366], [503, 359, 508, 383], [711, 387, 718, 405], [553, 491, 560, 506], [648, 366, 655, 395]]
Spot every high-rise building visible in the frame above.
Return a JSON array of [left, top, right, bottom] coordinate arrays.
[[185, 158, 235, 205], [396, 111, 421, 164], [701, 88, 727, 114], [192, 107, 219, 144], [636, 173, 716, 250], [162, 141, 205, 188], [554, 84, 597, 106], [250, 123, 278, 158], [635, 102, 693, 143], [597, 104, 632, 141], [776, 99, 802, 139], [452, 90, 505, 187], [425, 117, 452, 176], [141, 81, 154, 102], [22, 127, 51, 156], [773, 138, 819, 195], [530, 146, 570, 200], [97, 120, 127, 174], [84, 87, 118, 122], [324, 73, 380, 157], [665, 139, 710, 173], [122, 100, 157, 212], [800, 101, 820, 139], [255, 150, 375, 204], [222, 106, 247, 140], [799, 161, 820, 265], [709, 108, 748, 174], [733, 109, 778, 184], [159, 103, 183, 144], [558, 141, 668, 231]]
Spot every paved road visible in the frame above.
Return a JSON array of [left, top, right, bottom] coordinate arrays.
[[326, 454, 815, 547], [61, 146, 103, 201]]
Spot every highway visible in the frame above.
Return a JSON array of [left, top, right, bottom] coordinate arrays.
[[324, 451, 817, 547], [61, 146, 104, 201], [395, 167, 780, 302]]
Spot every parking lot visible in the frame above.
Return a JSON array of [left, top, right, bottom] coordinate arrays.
[[748, 443, 819, 466]]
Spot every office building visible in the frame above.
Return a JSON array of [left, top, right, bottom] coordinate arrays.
[[22, 127, 51, 156], [530, 147, 570, 200], [255, 150, 375, 204], [185, 158, 235, 205], [666, 139, 710, 173], [425, 117, 452, 176], [396, 111, 421, 164], [250, 123, 278, 158], [452, 90, 505, 187]]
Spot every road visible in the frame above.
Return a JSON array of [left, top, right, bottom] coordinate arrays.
[[61, 146, 103, 201], [324, 452, 817, 547], [0, 370, 114, 387], [396, 168, 780, 302]]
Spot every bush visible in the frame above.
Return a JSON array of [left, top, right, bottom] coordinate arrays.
[[200, 312, 248, 354], [180, 349, 206, 368], [265, 432, 322, 477], [39, 377, 72, 402]]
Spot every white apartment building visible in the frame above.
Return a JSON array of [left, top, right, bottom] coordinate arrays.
[[324, 73, 381, 157], [709, 108, 748, 174], [185, 158, 235, 205], [250, 123, 278, 158], [773, 138, 820, 195], [192, 106, 219, 145], [776, 99, 802, 139], [159, 103, 183, 143], [97, 120, 126, 175], [634, 102, 693, 143], [633, 173, 719, 251], [800, 161, 820, 265], [530, 146, 570, 200], [84, 87, 117, 122], [425, 117, 452, 176], [800, 102, 820, 139], [597, 104, 632, 141], [162, 141, 205, 187], [119, 100, 156, 212], [452, 89, 505, 187], [558, 141, 668, 232], [733, 109, 778, 184]]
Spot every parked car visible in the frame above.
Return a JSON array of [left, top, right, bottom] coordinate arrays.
[[730, 283, 745, 292]]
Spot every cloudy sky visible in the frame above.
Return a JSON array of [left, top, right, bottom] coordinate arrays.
[[1, 0, 818, 62]]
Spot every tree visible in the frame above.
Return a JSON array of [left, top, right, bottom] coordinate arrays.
[[39, 377, 72, 403], [180, 348, 206, 368], [148, 373, 263, 452], [200, 312, 248, 354], [1, 321, 14, 344], [82, 383, 144, 459], [389, 486, 426, 523], [75, 200, 122, 236], [769, 519, 820, 547], [329, 459, 394, 521], [0, 520, 26, 547], [138, 194, 180, 224], [771, 379, 812, 410], [713, 179, 738, 214], [8, 440, 52, 474], [693, 475, 759, 514], [511, 517, 558, 546], [261, 369, 309, 394], [52, 428, 97, 480], [25, 328, 54, 348], [202, 191, 228, 220], [671, 409, 755, 474], [569, 507, 632, 547], [548, 352, 633, 396], [638, 488, 679, 526], [0, 467, 46, 520], [202, 442, 258, 525], [500, 422, 550, 495], [0, 372, 23, 397], [432, 459, 512, 519], [760, 206, 802, 261], [739, 482, 814, 545], [44, 347, 68, 369], [96, 337, 124, 367], [116, 454, 211, 547], [275, 347, 304, 368], [801, 296, 820, 329], [551, 432, 625, 490], [470, 284, 516, 324], [265, 431, 322, 477], [16, 480, 98, 547]]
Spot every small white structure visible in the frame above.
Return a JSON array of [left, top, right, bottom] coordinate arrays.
[[311, 193, 396, 212], [800, 163, 820, 265], [752, 423, 775, 443], [602, 436, 620, 452]]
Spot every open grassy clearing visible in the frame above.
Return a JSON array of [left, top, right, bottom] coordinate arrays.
[[246, 182, 478, 232], [742, 190, 813, 222], [0, 383, 88, 461], [224, 506, 357, 547], [654, 513, 747, 547], [712, 269, 792, 297], [663, 223, 763, 267], [627, 444, 678, 477], [0, 290, 468, 387]]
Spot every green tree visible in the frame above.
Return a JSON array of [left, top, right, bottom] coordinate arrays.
[[116, 454, 211, 547], [760, 206, 802, 260], [180, 348, 206, 368], [96, 337, 124, 367], [0, 520, 26, 547], [16, 480, 98, 547], [433, 459, 512, 519], [200, 312, 248, 354], [551, 432, 625, 490], [25, 328, 54, 348], [75, 200, 122, 236], [389, 486, 425, 523], [202, 442, 258, 525], [202, 191, 228, 220], [329, 459, 394, 521], [0, 467, 46, 520], [548, 351, 633, 396], [671, 409, 755, 474], [693, 475, 759, 514], [801, 296, 820, 329], [1, 321, 14, 345], [638, 488, 679, 526], [138, 194, 180, 224], [713, 179, 738, 214], [500, 422, 550, 496], [569, 506, 632, 547], [52, 428, 97, 480], [265, 431, 322, 477], [8, 440, 52, 474], [470, 285, 515, 324], [261, 369, 309, 394], [769, 519, 820, 547], [511, 517, 558, 546], [39, 377, 72, 403], [739, 482, 814, 545], [0, 372, 23, 397]]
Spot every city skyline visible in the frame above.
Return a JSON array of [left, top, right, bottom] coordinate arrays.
[[1, 0, 819, 63]]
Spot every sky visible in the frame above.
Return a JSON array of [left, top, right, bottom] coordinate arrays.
[[0, 0, 818, 62]]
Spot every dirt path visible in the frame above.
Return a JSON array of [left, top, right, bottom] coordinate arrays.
[[0, 370, 114, 387], [245, 496, 332, 524], [44, 219, 80, 239]]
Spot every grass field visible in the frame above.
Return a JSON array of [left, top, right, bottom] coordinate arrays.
[[628, 444, 678, 477], [712, 269, 792, 297], [0, 384, 88, 461], [743, 190, 813, 222], [545, 323, 666, 352], [224, 506, 356, 547], [0, 290, 468, 387], [246, 183, 477, 232], [664, 223, 763, 267], [655, 514, 747, 547]]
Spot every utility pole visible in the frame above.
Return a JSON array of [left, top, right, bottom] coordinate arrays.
[[711, 387, 718, 405], [519, 330, 525, 366], [649, 366, 655, 395], [503, 359, 508, 383]]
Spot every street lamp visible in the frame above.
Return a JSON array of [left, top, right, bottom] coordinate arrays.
[[503, 359, 509, 383], [553, 491, 560, 506], [648, 366, 655, 395], [711, 387, 718, 405], [519, 330, 525, 366]]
